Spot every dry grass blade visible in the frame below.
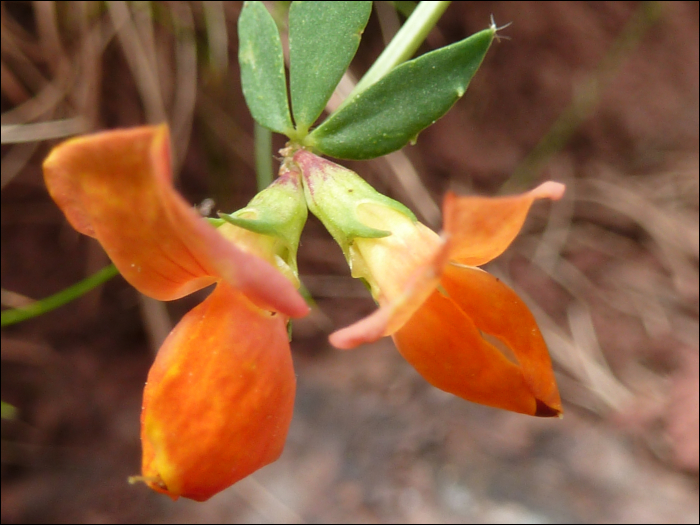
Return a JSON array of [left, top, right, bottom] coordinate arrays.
[[232, 476, 305, 524], [1, 118, 88, 144], [567, 302, 635, 412], [32, 1, 67, 76], [168, 1, 198, 168], [202, 1, 229, 75], [107, 1, 167, 124]]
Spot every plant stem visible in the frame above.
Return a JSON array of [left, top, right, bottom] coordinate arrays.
[[254, 121, 273, 190], [339, 0, 451, 111], [1, 401, 17, 419], [1, 265, 120, 327]]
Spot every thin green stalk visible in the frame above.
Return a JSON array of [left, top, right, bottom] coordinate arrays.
[[338, 0, 451, 113], [1, 264, 119, 327], [1, 401, 17, 419], [254, 121, 273, 191]]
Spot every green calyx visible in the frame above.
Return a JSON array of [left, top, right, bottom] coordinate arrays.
[[219, 162, 307, 278], [291, 148, 416, 263]]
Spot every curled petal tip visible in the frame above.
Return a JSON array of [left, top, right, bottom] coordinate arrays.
[[329, 238, 449, 351], [328, 307, 390, 349], [443, 181, 566, 266], [235, 266, 309, 318], [530, 181, 565, 201], [281, 293, 311, 319], [535, 398, 563, 418], [328, 331, 355, 350]]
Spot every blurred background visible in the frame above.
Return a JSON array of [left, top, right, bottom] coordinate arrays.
[[1, 1, 698, 522]]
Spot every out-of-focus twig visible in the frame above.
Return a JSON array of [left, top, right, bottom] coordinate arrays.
[[1, 265, 119, 327], [503, 1, 663, 192]]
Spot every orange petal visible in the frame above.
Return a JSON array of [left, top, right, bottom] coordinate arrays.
[[392, 288, 542, 415], [43, 125, 308, 317], [443, 182, 565, 266], [329, 236, 451, 349], [439, 264, 561, 416], [140, 282, 295, 501]]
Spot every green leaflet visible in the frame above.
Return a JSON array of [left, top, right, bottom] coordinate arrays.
[[289, 1, 372, 134], [306, 27, 495, 160], [238, 2, 294, 135]]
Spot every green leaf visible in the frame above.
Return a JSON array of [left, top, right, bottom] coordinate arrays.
[[289, 1, 372, 133], [238, 1, 294, 135], [307, 27, 495, 160]]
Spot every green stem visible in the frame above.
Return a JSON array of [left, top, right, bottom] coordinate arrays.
[[1, 401, 17, 420], [254, 121, 273, 191], [338, 0, 451, 112], [1, 264, 120, 327]]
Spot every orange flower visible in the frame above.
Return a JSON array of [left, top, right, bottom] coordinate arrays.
[[43, 125, 309, 501], [295, 149, 564, 417]]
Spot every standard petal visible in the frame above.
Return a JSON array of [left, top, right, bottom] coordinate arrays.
[[43, 125, 308, 317], [140, 282, 295, 501], [43, 126, 213, 300], [443, 182, 565, 266], [392, 285, 554, 416], [440, 264, 562, 416]]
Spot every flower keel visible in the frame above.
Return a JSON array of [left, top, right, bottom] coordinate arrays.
[[140, 282, 295, 501], [395, 264, 561, 416]]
